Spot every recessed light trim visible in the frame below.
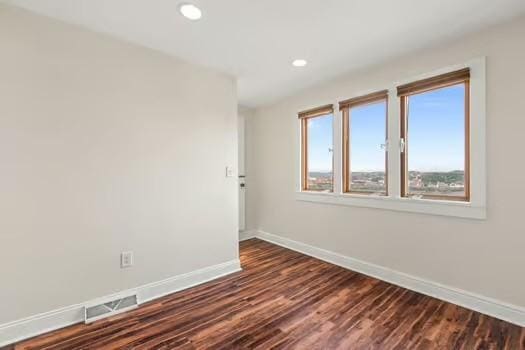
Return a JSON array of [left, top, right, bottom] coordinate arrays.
[[179, 3, 202, 20], [292, 59, 308, 67]]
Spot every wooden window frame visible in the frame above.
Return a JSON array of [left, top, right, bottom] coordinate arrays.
[[298, 104, 334, 192], [399, 69, 471, 202], [340, 91, 389, 195]]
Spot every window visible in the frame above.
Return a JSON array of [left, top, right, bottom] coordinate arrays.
[[299, 104, 334, 192], [340, 91, 388, 196], [295, 59, 485, 219], [398, 68, 470, 201]]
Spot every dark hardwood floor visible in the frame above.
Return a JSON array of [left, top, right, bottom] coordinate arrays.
[[10, 239, 524, 349]]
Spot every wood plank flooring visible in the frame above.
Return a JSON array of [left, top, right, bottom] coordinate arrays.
[[9, 239, 525, 349]]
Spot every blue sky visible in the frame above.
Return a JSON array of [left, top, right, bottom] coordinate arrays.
[[307, 115, 333, 172], [307, 84, 465, 173], [407, 84, 465, 172], [350, 102, 387, 172]]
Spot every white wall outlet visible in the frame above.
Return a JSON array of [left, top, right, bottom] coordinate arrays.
[[121, 251, 133, 268], [226, 166, 234, 177]]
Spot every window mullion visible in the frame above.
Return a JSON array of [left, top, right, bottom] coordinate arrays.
[[332, 108, 343, 194], [387, 87, 401, 198]]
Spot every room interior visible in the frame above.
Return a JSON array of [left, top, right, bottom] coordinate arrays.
[[1, 1, 524, 349]]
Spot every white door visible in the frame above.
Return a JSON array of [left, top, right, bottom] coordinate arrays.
[[238, 114, 246, 231]]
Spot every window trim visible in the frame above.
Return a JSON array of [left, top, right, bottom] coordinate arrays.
[[340, 90, 389, 195], [295, 57, 486, 220], [400, 76, 471, 202], [298, 104, 334, 192], [295, 191, 486, 219]]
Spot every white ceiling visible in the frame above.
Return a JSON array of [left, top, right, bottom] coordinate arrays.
[[4, 0, 525, 107]]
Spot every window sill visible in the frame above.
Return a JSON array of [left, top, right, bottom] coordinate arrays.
[[295, 191, 486, 219]]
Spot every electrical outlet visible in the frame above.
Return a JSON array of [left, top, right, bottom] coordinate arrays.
[[121, 251, 133, 268]]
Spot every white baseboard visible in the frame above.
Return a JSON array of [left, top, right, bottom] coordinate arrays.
[[0, 259, 241, 347], [239, 229, 257, 241], [255, 230, 525, 327]]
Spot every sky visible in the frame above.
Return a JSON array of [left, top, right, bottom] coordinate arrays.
[[307, 84, 465, 173], [350, 102, 387, 172], [407, 84, 465, 172], [307, 115, 333, 172]]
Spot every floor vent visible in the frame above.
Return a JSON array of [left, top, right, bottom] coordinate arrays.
[[84, 293, 138, 324]]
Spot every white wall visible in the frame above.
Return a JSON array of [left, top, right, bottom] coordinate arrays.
[[247, 16, 525, 309], [0, 4, 238, 325]]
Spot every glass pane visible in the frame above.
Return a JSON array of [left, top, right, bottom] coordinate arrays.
[[349, 101, 387, 195], [406, 83, 466, 198], [307, 114, 333, 192]]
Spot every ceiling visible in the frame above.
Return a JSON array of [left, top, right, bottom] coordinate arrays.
[[4, 0, 525, 107]]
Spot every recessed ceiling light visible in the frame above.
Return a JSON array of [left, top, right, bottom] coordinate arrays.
[[179, 3, 202, 20], [292, 59, 308, 67]]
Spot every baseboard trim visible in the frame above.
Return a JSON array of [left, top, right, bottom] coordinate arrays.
[[239, 229, 257, 241], [255, 230, 525, 327], [0, 259, 241, 347]]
